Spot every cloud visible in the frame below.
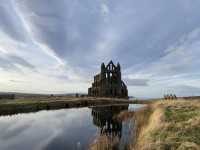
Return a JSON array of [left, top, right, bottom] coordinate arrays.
[[9, 55, 35, 69], [9, 79, 27, 83], [0, 0, 200, 97], [124, 78, 149, 86], [164, 85, 200, 97], [0, 54, 34, 72], [141, 28, 200, 77], [0, 1, 28, 43], [101, 3, 110, 16]]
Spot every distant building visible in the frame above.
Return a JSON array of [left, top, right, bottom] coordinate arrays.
[[88, 61, 128, 98]]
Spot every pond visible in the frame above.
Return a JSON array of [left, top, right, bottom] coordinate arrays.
[[0, 104, 145, 150]]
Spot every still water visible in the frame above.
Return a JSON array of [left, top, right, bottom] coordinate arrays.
[[0, 104, 144, 150]]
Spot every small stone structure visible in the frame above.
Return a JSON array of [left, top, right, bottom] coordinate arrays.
[[164, 94, 177, 100], [88, 61, 128, 98]]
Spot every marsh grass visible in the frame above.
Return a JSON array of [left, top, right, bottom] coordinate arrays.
[[89, 135, 120, 150], [134, 100, 200, 150], [89, 106, 152, 150], [125, 105, 153, 150]]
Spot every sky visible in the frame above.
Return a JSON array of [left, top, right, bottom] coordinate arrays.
[[0, 0, 200, 98]]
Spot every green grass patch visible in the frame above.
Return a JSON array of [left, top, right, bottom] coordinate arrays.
[[151, 130, 169, 141], [165, 107, 199, 122], [150, 105, 200, 148], [176, 127, 200, 145]]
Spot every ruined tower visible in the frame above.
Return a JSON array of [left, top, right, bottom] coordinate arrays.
[[88, 61, 128, 98]]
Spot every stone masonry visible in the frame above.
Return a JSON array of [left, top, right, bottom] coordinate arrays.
[[88, 61, 128, 98]]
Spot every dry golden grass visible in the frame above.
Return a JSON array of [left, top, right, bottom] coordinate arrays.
[[89, 134, 120, 150], [134, 99, 200, 150], [125, 105, 153, 149]]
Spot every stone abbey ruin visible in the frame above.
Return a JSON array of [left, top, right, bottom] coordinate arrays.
[[88, 61, 128, 98]]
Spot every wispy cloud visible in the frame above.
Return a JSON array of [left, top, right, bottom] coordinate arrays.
[[0, 0, 200, 97]]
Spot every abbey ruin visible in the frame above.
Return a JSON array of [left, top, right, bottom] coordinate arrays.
[[88, 61, 128, 98]]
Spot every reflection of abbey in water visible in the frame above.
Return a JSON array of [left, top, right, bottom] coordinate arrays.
[[88, 61, 128, 98], [91, 105, 128, 138]]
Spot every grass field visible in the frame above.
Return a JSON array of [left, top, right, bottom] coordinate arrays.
[[0, 97, 147, 115], [134, 99, 200, 150]]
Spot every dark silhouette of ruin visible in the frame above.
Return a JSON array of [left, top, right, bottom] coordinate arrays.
[[164, 94, 177, 100], [90, 105, 129, 149], [88, 61, 128, 98], [91, 105, 128, 138]]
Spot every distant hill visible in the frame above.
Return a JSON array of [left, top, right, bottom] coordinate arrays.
[[0, 92, 88, 98]]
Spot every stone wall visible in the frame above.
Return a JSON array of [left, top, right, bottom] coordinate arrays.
[[88, 61, 128, 98]]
